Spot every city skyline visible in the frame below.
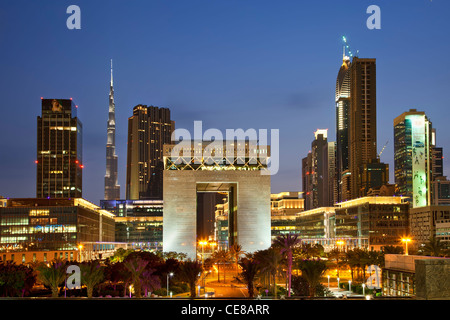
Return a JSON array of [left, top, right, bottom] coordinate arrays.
[[1, 1, 450, 205]]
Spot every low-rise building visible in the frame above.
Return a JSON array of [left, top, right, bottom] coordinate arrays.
[[335, 196, 409, 251], [101, 199, 163, 251], [0, 198, 120, 262], [409, 205, 450, 247]]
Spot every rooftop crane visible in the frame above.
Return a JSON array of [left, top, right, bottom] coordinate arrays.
[[342, 36, 359, 59], [378, 140, 389, 159]]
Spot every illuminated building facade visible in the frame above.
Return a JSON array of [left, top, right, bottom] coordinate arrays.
[[270, 192, 304, 240], [126, 105, 174, 200], [431, 176, 450, 206], [394, 109, 433, 207], [100, 199, 163, 250], [335, 196, 409, 251], [104, 60, 120, 200], [0, 198, 115, 258], [349, 58, 378, 200], [163, 141, 271, 259], [302, 130, 336, 210], [214, 201, 229, 250], [335, 52, 351, 203], [409, 205, 450, 246], [37, 98, 82, 198]]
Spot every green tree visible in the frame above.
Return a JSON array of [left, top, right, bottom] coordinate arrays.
[[124, 256, 149, 298], [238, 255, 259, 298], [178, 260, 203, 298], [0, 261, 36, 297], [212, 249, 229, 282], [37, 261, 67, 297], [273, 233, 301, 297], [326, 248, 345, 277], [421, 236, 447, 257], [80, 261, 105, 298], [229, 244, 245, 278], [297, 258, 327, 298], [256, 247, 283, 299]]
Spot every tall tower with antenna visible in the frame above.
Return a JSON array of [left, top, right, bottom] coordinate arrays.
[[104, 59, 120, 200]]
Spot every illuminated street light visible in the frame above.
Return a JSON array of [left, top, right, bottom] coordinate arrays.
[[78, 244, 83, 262], [167, 272, 174, 297], [401, 238, 412, 255]]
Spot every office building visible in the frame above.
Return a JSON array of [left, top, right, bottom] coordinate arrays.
[[214, 201, 229, 251], [0, 198, 119, 262], [409, 205, 450, 246], [334, 196, 409, 251], [101, 199, 163, 251], [431, 176, 450, 206], [394, 109, 433, 207], [302, 130, 336, 210], [358, 158, 389, 196], [335, 51, 351, 203], [126, 105, 174, 200], [270, 192, 304, 240], [37, 98, 82, 198], [104, 60, 120, 200], [349, 57, 378, 200]]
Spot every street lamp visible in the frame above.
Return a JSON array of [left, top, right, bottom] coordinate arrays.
[[327, 275, 330, 289], [362, 283, 366, 296], [337, 277, 340, 290], [401, 238, 412, 255], [348, 280, 352, 293], [199, 241, 208, 265], [167, 272, 174, 297], [78, 244, 83, 262]]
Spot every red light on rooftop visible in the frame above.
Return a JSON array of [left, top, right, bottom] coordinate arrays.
[[75, 160, 79, 164], [40, 97, 43, 100], [80, 165, 84, 168], [70, 98, 73, 100], [35, 160, 38, 164]]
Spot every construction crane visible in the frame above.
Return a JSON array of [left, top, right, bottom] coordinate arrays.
[[378, 141, 389, 159], [342, 36, 359, 58]]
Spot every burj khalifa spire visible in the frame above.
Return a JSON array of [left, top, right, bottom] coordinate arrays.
[[104, 59, 120, 200]]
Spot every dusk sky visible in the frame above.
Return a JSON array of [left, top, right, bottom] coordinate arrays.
[[1, 0, 449, 205]]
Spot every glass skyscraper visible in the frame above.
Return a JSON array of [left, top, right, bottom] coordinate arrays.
[[394, 109, 433, 208], [37, 98, 82, 198]]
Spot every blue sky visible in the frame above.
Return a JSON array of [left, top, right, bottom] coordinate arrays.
[[0, 0, 449, 205]]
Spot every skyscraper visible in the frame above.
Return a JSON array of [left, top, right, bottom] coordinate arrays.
[[104, 60, 120, 200], [126, 105, 174, 200], [349, 57, 378, 199], [37, 98, 82, 198], [302, 129, 336, 210], [394, 109, 433, 208], [335, 51, 351, 203]]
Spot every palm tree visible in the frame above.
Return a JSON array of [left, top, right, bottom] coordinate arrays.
[[212, 249, 230, 282], [80, 261, 105, 298], [326, 248, 344, 278], [273, 233, 301, 297], [229, 244, 245, 278], [124, 256, 149, 298], [178, 260, 203, 298], [141, 269, 161, 297], [256, 247, 283, 299], [238, 255, 259, 298], [422, 236, 446, 257], [36, 261, 67, 297], [297, 258, 327, 297]]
